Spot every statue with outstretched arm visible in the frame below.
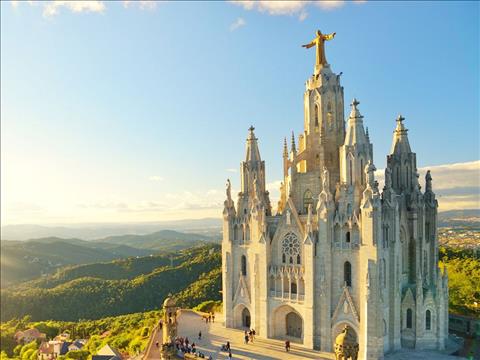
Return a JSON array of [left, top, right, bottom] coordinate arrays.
[[302, 30, 336, 69]]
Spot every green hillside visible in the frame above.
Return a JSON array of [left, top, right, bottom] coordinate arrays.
[[0, 238, 151, 287], [0, 245, 222, 322], [0, 230, 219, 287]]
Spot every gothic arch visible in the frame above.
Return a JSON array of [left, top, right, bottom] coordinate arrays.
[[271, 305, 304, 343], [303, 189, 313, 213], [233, 303, 251, 329]]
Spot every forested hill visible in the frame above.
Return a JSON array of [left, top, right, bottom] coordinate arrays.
[[1, 230, 219, 287], [0, 245, 222, 322]]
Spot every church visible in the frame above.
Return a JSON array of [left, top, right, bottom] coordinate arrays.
[[221, 31, 449, 359]]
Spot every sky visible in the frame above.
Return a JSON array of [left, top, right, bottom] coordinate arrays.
[[1, 0, 479, 225]]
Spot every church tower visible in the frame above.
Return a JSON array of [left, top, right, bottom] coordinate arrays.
[[221, 30, 448, 360]]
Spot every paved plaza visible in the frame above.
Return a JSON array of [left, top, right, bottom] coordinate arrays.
[[175, 310, 334, 360], [144, 310, 465, 360]]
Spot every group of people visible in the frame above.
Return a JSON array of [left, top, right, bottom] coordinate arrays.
[[220, 341, 232, 359], [243, 329, 256, 344], [203, 312, 215, 323]]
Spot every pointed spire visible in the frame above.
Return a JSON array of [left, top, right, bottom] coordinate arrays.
[[283, 137, 288, 158], [390, 115, 412, 154], [344, 98, 368, 146], [290, 131, 297, 154], [365, 126, 370, 142], [245, 125, 261, 162]]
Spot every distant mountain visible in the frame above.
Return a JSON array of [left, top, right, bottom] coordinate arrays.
[[0, 245, 221, 322], [1, 218, 222, 241], [1, 228, 220, 287], [0, 237, 152, 287], [438, 209, 480, 227], [95, 229, 219, 251]]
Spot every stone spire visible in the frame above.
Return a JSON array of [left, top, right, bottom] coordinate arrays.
[[290, 131, 297, 154], [245, 126, 261, 163], [283, 137, 288, 158], [344, 98, 368, 146], [390, 115, 412, 154]]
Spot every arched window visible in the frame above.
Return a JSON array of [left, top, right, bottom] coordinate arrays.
[[233, 224, 238, 241], [245, 225, 250, 242], [346, 231, 351, 243], [289, 256, 293, 264], [303, 189, 313, 213], [241, 255, 247, 276], [291, 282, 297, 294], [425, 310, 431, 330], [314, 104, 319, 128], [406, 309, 413, 329], [344, 261, 352, 287], [296, 254, 301, 264], [282, 253, 286, 263]]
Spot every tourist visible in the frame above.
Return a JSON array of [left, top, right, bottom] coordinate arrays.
[[285, 340, 290, 352], [198, 331, 202, 340], [226, 341, 230, 351], [159, 320, 163, 330], [155, 341, 159, 348], [228, 350, 232, 359], [212, 314, 215, 323], [244, 331, 249, 344], [248, 330, 254, 343]]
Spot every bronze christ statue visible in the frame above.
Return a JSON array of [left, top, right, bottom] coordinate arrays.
[[302, 30, 336, 69]]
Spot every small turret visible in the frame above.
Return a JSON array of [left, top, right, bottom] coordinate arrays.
[[390, 115, 411, 155], [344, 98, 369, 147]]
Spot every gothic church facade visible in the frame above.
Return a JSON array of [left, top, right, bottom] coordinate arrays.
[[221, 33, 448, 359]]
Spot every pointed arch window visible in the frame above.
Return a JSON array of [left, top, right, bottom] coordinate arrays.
[[346, 231, 351, 243], [425, 310, 431, 330], [349, 159, 353, 186], [314, 104, 320, 128], [245, 224, 250, 243], [344, 261, 352, 287], [406, 308, 413, 329], [241, 255, 247, 276], [303, 189, 313, 213], [282, 253, 286, 264], [296, 254, 301, 264]]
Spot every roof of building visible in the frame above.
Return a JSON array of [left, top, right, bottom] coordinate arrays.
[[97, 344, 122, 359]]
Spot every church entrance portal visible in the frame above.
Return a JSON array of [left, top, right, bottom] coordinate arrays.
[[286, 312, 302, 338], [242, 307, 251, 328], [272, 305, 304, 343]]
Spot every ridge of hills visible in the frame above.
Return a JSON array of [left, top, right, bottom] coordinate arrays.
[[0, 230, 219, 287], [0, 244, 222, 322]]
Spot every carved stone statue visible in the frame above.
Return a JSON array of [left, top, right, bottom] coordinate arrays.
[[226, 179, 232, 201], [302, 30, 336, 71], [364, 160, 376, 188], [322, 166, 330, 192], [425, 170, 432, 192], [334, 325, 359, 360], [385, 167, 392, 189]]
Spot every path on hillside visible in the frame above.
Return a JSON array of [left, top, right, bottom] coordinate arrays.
[[144, 323, 162, 360]]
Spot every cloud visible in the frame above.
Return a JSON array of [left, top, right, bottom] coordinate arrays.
[[42, 1, 106, 17], [375, 160, 480, 212], [148, 175, 164, 182], [122, 1, 158, 10], [230, 17, 246, 31], [230, 1, 347, 19]]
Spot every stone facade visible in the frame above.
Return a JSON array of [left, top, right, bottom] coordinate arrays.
[[221, 40, 448, 360]]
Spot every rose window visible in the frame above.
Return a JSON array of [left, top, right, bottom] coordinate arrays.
[[282, 232, 300, 257]]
